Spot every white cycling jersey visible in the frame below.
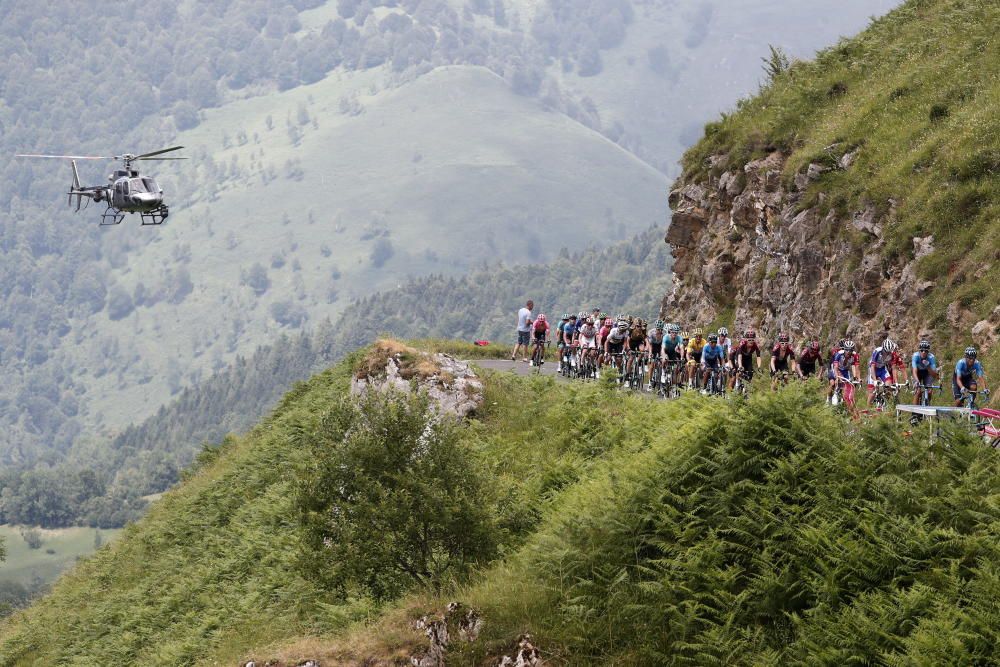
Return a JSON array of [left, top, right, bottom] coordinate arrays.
[[580, 335, 597, 349]]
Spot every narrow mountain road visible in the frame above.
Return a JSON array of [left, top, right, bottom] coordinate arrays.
[[471, 358, 562, 379]]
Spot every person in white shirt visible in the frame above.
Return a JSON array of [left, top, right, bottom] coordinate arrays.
[[511, 299, 534, 362]]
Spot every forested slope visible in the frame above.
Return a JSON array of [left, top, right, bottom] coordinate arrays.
[[0, 227, 669, 527]]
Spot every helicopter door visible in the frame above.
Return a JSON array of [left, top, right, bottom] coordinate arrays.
[[113, 180, 128, 208]]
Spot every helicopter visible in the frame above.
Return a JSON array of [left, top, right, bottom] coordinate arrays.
[[16, 146, 186, 225]]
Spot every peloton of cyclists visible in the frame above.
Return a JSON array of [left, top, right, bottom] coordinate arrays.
[[534, 306, 990, 410]]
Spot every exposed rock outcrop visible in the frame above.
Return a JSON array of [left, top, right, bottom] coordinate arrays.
[[662, 151, 976, 346], [410, 602, 483, 667], [352, 340, 484, 417], [496, 635, 541, 666]]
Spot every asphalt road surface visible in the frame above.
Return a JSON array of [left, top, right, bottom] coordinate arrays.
[[471, 358, 561, 379]]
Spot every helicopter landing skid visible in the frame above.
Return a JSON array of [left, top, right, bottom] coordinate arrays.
[[100, 206, 125, 226], [140, 204, 169, 226]]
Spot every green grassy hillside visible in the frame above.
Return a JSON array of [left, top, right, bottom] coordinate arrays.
[[680, 0, 998, 336], [1, 341, 997, 665], [82, 64, 666, 430], [0, 526, 121, 610]]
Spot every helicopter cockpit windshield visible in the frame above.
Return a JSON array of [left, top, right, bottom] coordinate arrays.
[[129, 178, 150, 193]]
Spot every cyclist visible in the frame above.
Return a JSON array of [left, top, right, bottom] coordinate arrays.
[[647, 320, 665, 358], [910, 340, 938, 403], [770, 332, 797, 388], [556, 313, 571, 352], [604, 320, 629, 371], [530, 313, 550, 365], [686, 328, 706, 388], [867, 338, 900, 405], [625, 317, 646, 375], [559, 314, 577, 368], [598, 316, 614, 364], [830, 340, 861, 417], [701, 333, 727, 394], [953, 346, 989, 407], [798, 340, 823, 379], [735, 329, 762, 383], [663, 323, 685, 386], [577, 316, 599, 370], [717, 327, 732, 360]]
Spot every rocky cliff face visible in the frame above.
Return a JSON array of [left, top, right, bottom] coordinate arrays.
[[662, 150, 999, 347]]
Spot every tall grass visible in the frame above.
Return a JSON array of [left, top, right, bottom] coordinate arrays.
[[447, 386, 1000, 664]]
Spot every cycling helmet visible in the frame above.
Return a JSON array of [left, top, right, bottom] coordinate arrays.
[[537, 313, 546, 322], [718, 327, 729, 337], [693, 327, 703, 337], [599, 312, 609, 321], [669, 323, 681, 334], [745, 329, 756, 340], [568, 313, 578, 320], [617, 321, 628, 330], [843, 340, 856, 351], [810, 340, 820, 351], [578, 311, 587, 321], [585, 317, 594, 325], [654, 319, 665, 330], [561, 313, 569, 320], [918, 340, 931, 351], [965, 346, 978, 358], [837, 338, 845, 348], [778, 333, 790, 343], [708, 334, 718, 343], [882, 338, 897, 353]]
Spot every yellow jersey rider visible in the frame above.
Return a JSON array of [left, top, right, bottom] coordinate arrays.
[[686, 328, 705, 388]]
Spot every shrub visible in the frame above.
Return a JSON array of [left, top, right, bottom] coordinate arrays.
[[296, 389, 498, 601], [19, 528, 42, 550]]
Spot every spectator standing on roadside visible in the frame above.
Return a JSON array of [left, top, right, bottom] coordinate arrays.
[[511, 299, 534, 362]]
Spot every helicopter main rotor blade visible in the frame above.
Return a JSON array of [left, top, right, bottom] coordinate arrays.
[[134, 146, 184, 159], [16, 154, 111, 160], [136, 157, 188, 161]]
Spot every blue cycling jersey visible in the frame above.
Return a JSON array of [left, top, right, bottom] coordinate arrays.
[[912, 352, 937, 371], [956, 358, 984, 377], [702, 343, 726, 362]]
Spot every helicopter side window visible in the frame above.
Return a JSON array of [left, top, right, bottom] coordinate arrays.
[[129, 178, 148, 193], [121, 180, 130, 196]]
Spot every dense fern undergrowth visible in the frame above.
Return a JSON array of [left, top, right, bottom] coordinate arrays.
[[683, 0, 999, 335], [2, 342, 999, 665]]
